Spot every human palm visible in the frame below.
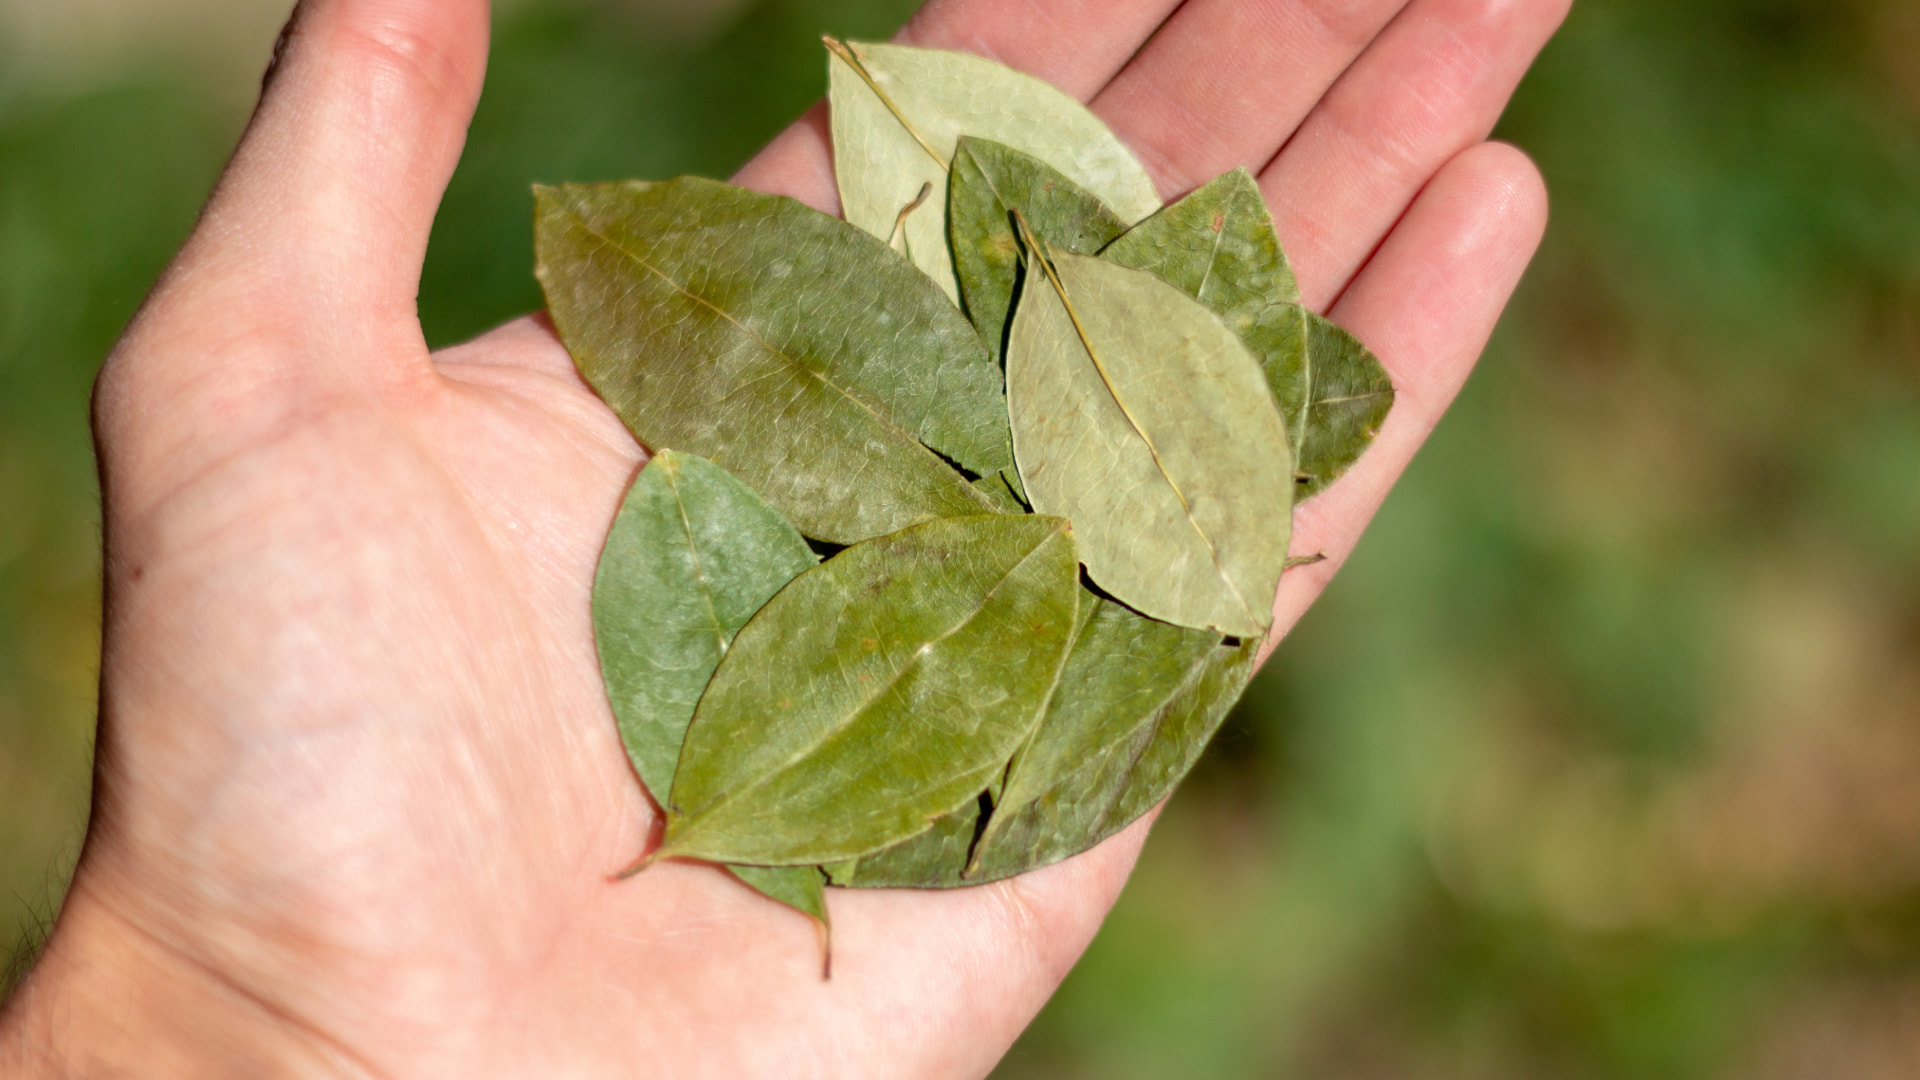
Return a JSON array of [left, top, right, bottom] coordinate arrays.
[[2, 0, 1566, 1075]]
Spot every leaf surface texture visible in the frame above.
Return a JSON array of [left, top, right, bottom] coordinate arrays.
[[663, 514, 1082, 865], [1103, 170, 1392, 498], [535, 177, 1006, 544], [592, 451, 827, 920], [947, 137, 1128, 366], [842, 600, 1255, 887], [829, 39, 1159, 301], [1008, 246, 1295, 637]]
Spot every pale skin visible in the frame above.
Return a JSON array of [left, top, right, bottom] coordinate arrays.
[[0, 0, 1565, 1074]]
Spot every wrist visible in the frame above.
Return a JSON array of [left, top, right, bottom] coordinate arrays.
[[0, 880, 358, 1080]]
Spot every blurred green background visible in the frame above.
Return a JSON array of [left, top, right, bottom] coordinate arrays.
[[4, 0, 1918, 1073]]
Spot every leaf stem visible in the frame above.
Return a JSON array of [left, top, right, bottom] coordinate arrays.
[[611, 848, 665, 882]]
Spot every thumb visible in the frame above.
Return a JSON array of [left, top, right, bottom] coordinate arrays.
[[170, 0, 489, 350]]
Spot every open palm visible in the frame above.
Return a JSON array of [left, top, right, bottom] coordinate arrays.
[[2, 0, 1564, 1075]]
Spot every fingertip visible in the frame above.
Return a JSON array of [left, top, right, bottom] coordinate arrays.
[[1470, 139, 1552, 249], [1261, 138, 1554, 639]]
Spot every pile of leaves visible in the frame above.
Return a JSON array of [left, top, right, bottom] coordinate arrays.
[[533, 39, 1393, 959]]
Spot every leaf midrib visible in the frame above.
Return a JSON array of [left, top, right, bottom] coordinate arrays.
[[1032, 244, 1262, 633], [660, 461, 733, 670], [833, 40, 948, 169], [557, 201, 991, 509]]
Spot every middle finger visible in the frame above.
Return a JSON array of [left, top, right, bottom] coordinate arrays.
[[1090, 0, 1418, 195], [734, 0, 1184, 209]]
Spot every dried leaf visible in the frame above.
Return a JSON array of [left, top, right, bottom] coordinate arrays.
[[1007, 235, 1295, 638], [1293, 313, 1394, 499], [971, 470, 1029, 514], [1102, 170, 1393, 498], [725, 864, 829, 929], [660, 515, 1082, 865], [535, 177, 1006, 544], [835, 798, 983, 888], [840, 598, 1257, 888], [948, 137, 1129, 365], [965, 600, 1256, 880], [594, 450, 817, 803], [593, 450, 827, 921], [1101, 168, 1300, 305], [827, 38, 1160, 302]]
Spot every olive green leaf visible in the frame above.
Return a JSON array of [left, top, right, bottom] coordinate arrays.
[[594, 450, 817, 803], [839, 599, 1256, 889], [819, 858, 861, 886], [965, 601, 1256, 880], [1101, 169, 1393, 499], [592, 450, 827, 923], [1293, 313, 1394, 499], [659, 514, 1083, 866], [1102, 168, 1301, 305], [971, 469, 1029, 514], [826, 38, 1160, 302], [948, 137, 1129, 365], [725, 864, 829, 933], [1007, 232, 1295, 638], [840, 595, 1259, 883], [832, 798, 983, 888], [534, 177, 1005, 545]]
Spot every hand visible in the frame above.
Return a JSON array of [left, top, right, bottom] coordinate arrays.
[[0, 0, 1564, 1074]]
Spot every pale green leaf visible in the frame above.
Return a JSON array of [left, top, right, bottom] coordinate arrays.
[[592, 450, 826, 923], [1102, 170, 1393, 498], [534, 177, 1005, 545], [948, 137, 1129, 365], [1007, 240, 1295, 638], [661, 514, 1082, 865], [827, 38, 1160, 302], [594, 450, 817, 804]]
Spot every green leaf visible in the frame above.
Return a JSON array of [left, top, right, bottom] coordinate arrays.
[[826, 38, 1160, 302], [660, 514, 1083, 866], [835, 798, 984, 888], [948, 137, 1129, 365], [970, 469, 1029, 514], [841, 598, 1257, 889], [966, 600, 1256, 880], [534, 177, 1006, 545], [594, 450, 818, 804], [725, 864, 829, 928], [820, 858, 861, 886], [592, 450, 827, 924], [1102, 170, 1393, 498], [1293, 313, 1394, 499], [1007, 235, 1295, 638]]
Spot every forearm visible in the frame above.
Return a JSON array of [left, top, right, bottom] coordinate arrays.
[[0, 887, 356, 1080]]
